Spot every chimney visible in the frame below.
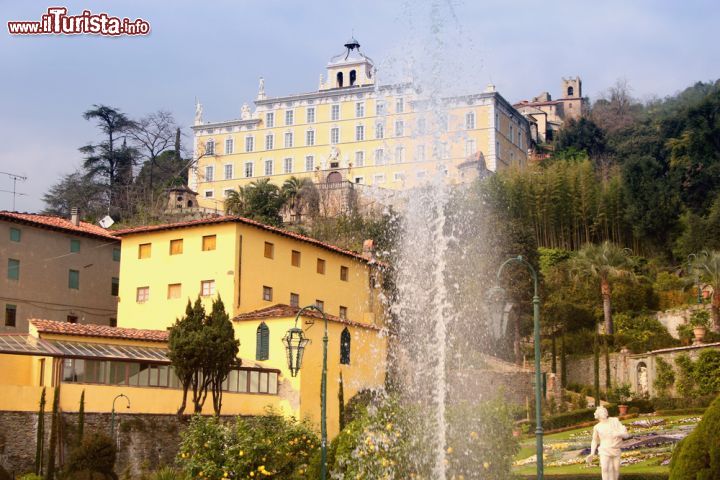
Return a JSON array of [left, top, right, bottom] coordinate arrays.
[[362, 239, 375, 260], [70, 207, 80, 226]]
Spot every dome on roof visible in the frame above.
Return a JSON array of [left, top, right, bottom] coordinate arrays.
[[328, 37, 374, 66], [344, 37, 360, 49]]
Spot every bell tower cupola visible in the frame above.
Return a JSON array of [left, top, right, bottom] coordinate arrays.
[[320, 36, 375, 91]]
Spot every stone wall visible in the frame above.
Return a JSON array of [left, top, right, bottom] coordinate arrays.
[[0, 410, 192, 478], [563, 352, 624, 389], [656, 304, 709, 339]]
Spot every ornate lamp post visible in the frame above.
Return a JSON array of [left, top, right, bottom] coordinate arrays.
[[110, 393, 130, 442], [490, 255, 544, 480], [282, 305, 328, 480]]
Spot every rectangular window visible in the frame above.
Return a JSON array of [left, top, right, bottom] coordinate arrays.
[[315, 300, 324, 311], [290, 293, 299, 308], [68, 269, 79, 289], [510, 125, 514, 143], [245, 136, 254, 152], [354, 176, 364, 184], [170, 238, 183, 255], [7, 258, 19, 280], [465, 112, 475, 130], [355, 125, 365, 141], [305, 155, 315, 172], [291, 250, 301, 267], [306, 107, 315, 123], [201, 280, 216, 296], [225, 138, 234, 154], [417, 144, 426, 162], [67, 315, 78, 324], [109, 317, 117, 327], [396, 97, 404, 113], [284, 157, 293, 174], [224, 164, 233, 180], [417, 118, 427, 135], [205, 166, 214, 182], [264, 242, 274, 259], [285, 110, 294, 126], [111, 277, 119, 296], [202, 235, 216, 251], [395, 146, 405, 163], [330, 127, 340, 145], [465, 139, 476, 156], [355, 151, 364, 167], [70, 239, 80, 253], [4, 304, 16, 327], [245, 162, 254, 178], [394, 172, 405, 182], [340, 266, 349, 281], [167, 283, 181, 299], [136, 286, 149, 303], [112, 248, 121, 261], [284, 132, 293, 148], [375, 123, 384, 139], [339, 306, 348, 319], [264, 159, 273, 176], [374, 148, 385, 165], [266, 112, 274, 128], [374, 173, 386, 184], [306, 129, 315, 146], [376, 100, 385, 115], [441, 142, 449, 159], [496, 140, 500, 160], [395, 120, 404, 137], [138, 243, 152, 258], [206, 140, 215, 155], [262, 286, 273, 301], [265, 134, 274, 150], [518, 130, 523, 150], [204, 190, 214, 198], [356, 102, 365, 117], [331, 104, 340, 121], [316, 258, 326, 274], [9, 227, 20, 242]]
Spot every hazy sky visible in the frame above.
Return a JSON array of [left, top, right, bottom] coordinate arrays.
[[1, 0, 718, 213]]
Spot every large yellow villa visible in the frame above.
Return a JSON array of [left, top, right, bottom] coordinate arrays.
[[0, 215, 387, 439], [190, 37, 531, 211]]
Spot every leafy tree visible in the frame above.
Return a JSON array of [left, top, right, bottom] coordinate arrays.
[[569, 241, 635, 335], [614, 313, 678, 353], [556, 117, 607, 157], [700, 251, 720, 332], [225, 179, 284, 226], [128, 111, 178, 196], [281, 176, 319, 221], [65, 432, 118, 480], [42, 170, 106, 220], [205, 296, 240, 416], [695, 350, 720, 395]]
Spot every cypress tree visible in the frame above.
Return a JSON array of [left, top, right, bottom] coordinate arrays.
[[78, 389, 85, 445], [45, 387, 60, 480], [35, 387, 46, 475], [338, 372, 345, 431], [593, 331, 600, 407]]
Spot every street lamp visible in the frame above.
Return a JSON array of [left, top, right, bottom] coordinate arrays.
[[490, 255, 544, 480], [110, 393, 130, 442], [282, 305, 328, 480]]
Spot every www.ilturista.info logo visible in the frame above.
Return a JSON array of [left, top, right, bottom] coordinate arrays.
[[7, 7, 150, 36]]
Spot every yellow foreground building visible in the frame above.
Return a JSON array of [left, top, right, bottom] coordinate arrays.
[[191, 37, 531, 211], [0, 215, 387, 439]]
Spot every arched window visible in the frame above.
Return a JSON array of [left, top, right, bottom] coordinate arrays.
[[256, 322, 269, 361], [187, 200, 193, 207], [337, 72, 344, 88], [340, 327, 351, 365], [567, 86, 574, 96], [350, 70, 357, 86]]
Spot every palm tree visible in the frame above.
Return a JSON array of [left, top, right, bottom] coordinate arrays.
[[700, 251, 720, 332], [281, 176, 317, 221], [570, 241, 635, 335], [224, 188, 247, 216]]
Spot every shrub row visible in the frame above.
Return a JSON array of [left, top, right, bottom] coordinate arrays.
[[529, 404, 619, 432], [516, 474, 668, 479], [656, 407, 707, 416]]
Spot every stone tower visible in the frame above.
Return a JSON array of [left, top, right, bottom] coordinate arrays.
[[560, 76, 583, 119]]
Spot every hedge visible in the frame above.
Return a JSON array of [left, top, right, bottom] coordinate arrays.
[[529, 404, 619, 432], [656, 407, 707, 416], [516, 475, 667, 479]]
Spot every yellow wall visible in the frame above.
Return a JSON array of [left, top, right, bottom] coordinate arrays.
[[233, 315, 387, 438], [117, 222, 381, 331], [192, 89, 530, 211], [0, 220, 119, 333], [0, 353, 35, 385]]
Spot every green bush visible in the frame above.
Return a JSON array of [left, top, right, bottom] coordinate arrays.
[[64, 431, 117, 479], [669, 394, 720, 479], [695, 349, 720, 395], [652, 394, 715, 411], [18, 475, 43, 480], [142, 467, 187, 480], [654, 357, 676, 396], [675, 354, 697, 398], [529, 404, 619, 432], [177, 410, 319, 479], [614, 313, 679, 353], [516, 474, 668, 479]]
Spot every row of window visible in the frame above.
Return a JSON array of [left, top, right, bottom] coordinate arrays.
[[264, 241, 349, 278], [61, 358, 278, 395], [8, 228, 121, 261], [137, 235, 216, 259], [255, 321, 351, 365], [3, 304, 115, 328], [4, 259, 118, 295], [202, 140, 471, 187], [262, 100, 405, 129], [203, 110, 481, 157]]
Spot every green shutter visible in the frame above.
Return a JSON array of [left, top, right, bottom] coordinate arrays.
[[9, 228, 21, 242], [70, 239, 81, 253], [256, 322, 269, 361], [112, 248, 121, 261], [69, 270, 80, 289], [7, 259, 19, 280], [111, 277, 119, 296]]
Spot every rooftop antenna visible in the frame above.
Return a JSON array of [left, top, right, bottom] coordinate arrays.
[[0, 171, 28, 211]]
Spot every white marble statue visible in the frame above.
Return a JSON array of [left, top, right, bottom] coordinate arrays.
[[586, 406, 629, 480], [257, 77, 266, 100], [194, 99, 203, 125], [241, 103, 251, 120]]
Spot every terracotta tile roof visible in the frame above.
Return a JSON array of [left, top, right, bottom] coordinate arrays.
[[30, 319, 168, 343], [233, 304, 382, 331], [113, 215, 374, 263], [0, 211, 119, 241]]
